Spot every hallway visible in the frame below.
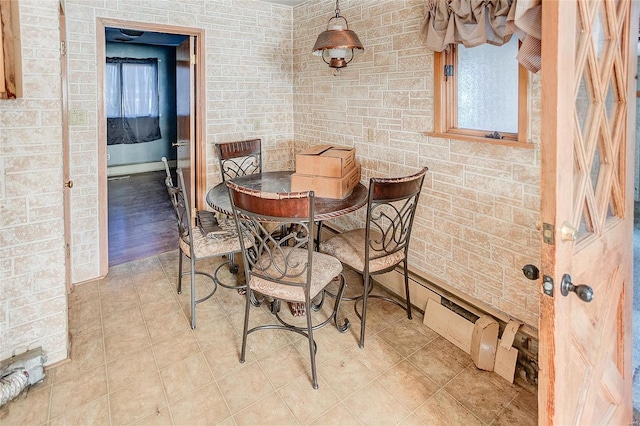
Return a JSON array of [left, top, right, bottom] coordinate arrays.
[[107, 170, 177, 266]]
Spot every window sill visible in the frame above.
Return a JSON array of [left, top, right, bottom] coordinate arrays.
[[426, 132, 533, 149]]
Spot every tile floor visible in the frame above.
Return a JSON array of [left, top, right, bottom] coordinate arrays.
[[0, 250, 537, 425]]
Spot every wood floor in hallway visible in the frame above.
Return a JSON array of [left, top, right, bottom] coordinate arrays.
[[107, 170, 178, 266]]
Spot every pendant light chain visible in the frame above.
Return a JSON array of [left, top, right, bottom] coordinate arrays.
[[334, 0, 340, 18]]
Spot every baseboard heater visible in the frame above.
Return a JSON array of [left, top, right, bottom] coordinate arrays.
[[321, 224, 539, 385], [107, 159, 176, 177], [372, 268, 538, 386]]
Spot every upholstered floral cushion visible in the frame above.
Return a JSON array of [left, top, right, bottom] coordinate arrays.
[[179, 218, 251, 258], [319, 229, 405, 273], [249, 247, 342, 303]]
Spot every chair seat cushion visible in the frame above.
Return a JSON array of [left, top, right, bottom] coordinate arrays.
[[319, 229, 405, 273], [249, 247, 342, 303], [180, 218, 250, 258]]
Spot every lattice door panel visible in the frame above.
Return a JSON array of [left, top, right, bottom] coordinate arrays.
[[573, 0, 628, 240]]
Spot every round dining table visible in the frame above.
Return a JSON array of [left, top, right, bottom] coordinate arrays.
[[206, 170, 368, 220]]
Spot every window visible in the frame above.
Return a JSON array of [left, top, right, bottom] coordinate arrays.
[[106, 57, 161, 145], [431, 38, 530, 146]]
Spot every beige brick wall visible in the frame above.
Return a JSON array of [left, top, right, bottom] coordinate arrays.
[[0, 0, 68, 364], [64, 0, 296, 283], [294, 0, 542, 326]]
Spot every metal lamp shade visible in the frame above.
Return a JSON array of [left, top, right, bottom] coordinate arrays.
[[312, 28, 364, 69]]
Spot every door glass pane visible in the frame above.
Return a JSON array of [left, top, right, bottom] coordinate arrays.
[[576, 75, 590, 138], [592, 7, 606, 61], [457, 37, 518, 133], [604, 78, 616, 129], [577, 200, 592, 239], [607, 197, 616, 220], [590, 144, 601, 192]]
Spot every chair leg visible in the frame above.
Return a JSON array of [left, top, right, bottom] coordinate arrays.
[[333, 274, 350, 333], [190, 256, 197, 329], [315, 220, 324, 251], [359, 273, 371, 349], [177, 250, 183, 294], [228, 252, 239, 274], [403, 262, 412, 320], [240, 289, 253, 364], [306, 297, 319, 390]]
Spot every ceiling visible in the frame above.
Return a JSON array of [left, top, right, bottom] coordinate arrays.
[[105, 27, 188, 46]]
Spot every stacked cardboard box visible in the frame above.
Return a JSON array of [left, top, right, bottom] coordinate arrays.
[[291, 145, 360, 199]]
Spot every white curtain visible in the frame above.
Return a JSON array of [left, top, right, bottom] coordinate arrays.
[[106, 58, 161, 144]]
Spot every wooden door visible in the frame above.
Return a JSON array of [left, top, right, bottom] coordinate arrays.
[[539, 0, 636, 424], [176, 36, 195, 216]]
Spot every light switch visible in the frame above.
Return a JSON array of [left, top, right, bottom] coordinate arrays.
[[76, 110, 87, 125], [69, 109, 87, 125]]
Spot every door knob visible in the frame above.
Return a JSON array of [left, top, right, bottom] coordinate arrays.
[[64, 180, 73, 188], [560, 274, 594, 303], [522, 264, 540, 280]]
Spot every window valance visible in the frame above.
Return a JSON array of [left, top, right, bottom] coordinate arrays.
[[420, 0, 541, 73]]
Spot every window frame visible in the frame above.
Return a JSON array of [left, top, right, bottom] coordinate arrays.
[[429, 44, 531, 148]]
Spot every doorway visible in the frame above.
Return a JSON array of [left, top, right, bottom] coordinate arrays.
[[95, 20, 205, 273], [103, 27, 182, 266]]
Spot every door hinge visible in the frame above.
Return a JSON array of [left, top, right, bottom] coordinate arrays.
[[542, 223, 555, 245], [191, 54, 197, 65], [60, 41, 66, 56]]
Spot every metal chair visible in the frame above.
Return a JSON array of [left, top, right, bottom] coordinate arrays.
[[161, 156, 174, 185], [164, 168, 252, 329], [227, 181, 350, 389], [215, 139, 264, 276], [319, 167, 428, 348], [215, 139, 262, 182]]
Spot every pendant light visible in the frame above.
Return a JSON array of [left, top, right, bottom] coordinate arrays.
[[312, 0, 364, 75]]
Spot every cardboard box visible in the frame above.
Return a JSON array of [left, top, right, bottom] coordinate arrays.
[[295, 145, 356, 178], [291, 165, 361, 199]]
